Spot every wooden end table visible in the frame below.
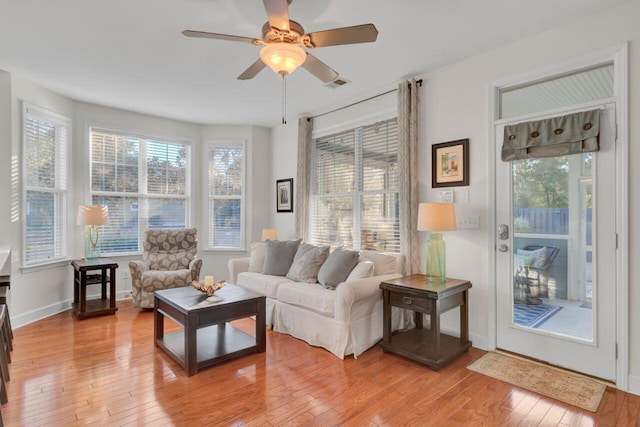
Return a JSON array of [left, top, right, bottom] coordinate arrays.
[[71, 258, 119, 320], [380, 275, 472, 370], [154, 284, 266, 376]]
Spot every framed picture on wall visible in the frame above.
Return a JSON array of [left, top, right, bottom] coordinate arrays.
[[432, 138, 470, 188], [276, 178, 293, 212]]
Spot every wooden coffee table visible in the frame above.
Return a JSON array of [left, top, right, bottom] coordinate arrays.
[[154, 284, 266, 376]]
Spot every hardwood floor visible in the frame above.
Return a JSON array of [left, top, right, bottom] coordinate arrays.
[[2, 300, 639, 426]]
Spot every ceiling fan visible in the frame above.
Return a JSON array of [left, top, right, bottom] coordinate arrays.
[[182, 0, 378, 83]]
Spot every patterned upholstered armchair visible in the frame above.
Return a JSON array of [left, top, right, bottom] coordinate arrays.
[[129, 228, 202, 308]]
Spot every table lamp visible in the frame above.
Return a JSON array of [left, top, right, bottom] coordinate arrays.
[[261, 228, 278, 241], [417, 203, 457, 281], [77, 205, 109, 259]]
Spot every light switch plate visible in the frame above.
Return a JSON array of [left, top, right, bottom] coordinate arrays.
[[437, 190, 454, 203], [456, 188, 470, 203], [457, 215, 480, 229]]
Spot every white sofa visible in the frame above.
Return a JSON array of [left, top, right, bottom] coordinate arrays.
[[228, 251, 411, 359]]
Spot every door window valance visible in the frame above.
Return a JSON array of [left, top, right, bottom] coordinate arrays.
[[501, 109, 600, 161]]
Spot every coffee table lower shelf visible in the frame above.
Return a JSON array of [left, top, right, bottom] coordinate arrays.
[[381, 329, 471, 370], [157, 323, 259, 372]]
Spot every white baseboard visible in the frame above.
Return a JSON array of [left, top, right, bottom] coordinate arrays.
[[12, 291, 132, 329], [12, 299, 73, 329], [440, 326, 488, 352], [628, 374, 640, 396]]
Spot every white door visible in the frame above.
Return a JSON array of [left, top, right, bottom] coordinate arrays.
[[495, 104, 617, 381]]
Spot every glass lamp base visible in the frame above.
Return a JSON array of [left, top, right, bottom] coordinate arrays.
[[84, 235, 100, 259], [426, 232, 446, 281]]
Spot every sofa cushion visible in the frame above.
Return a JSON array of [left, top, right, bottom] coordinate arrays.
[[346, 260, 375, 281], [237, 272, 294, 299], [263, 239, 302, 276], [286, 243, 330, 283], [277, 282, 336, 318], [317, 247, 360, 289], [248, 241, 267, 273], [360, 250, 399, 276]]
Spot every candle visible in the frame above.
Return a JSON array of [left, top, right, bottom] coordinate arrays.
[[204, 275, 214, 286]]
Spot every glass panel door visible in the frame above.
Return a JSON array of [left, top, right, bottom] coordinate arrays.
[[511, 154, 592, 340]]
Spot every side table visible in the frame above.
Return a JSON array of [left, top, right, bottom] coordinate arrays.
[[380, 275, 472, 370], [71, 258, 119, 319]]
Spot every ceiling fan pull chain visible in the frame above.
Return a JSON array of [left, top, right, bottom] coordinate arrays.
[[282, 74, 287, 124]]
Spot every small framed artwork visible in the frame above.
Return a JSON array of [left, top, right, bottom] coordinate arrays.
[[276, 178, 294, 213], [432, 138, 470, 188]]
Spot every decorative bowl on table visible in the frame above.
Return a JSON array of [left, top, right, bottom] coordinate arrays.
[[192, 279, 226, 296]]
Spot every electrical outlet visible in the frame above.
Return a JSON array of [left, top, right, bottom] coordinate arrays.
[[123, 270, 130, 279], [457, 215, 480, 229]]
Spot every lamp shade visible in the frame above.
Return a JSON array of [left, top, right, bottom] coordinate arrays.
[[77, 205, 109, 226], [417, 203, 457, 232], [261, 228, 278, 241], [260, 43, 307, 76]]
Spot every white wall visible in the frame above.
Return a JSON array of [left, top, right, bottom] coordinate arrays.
[[270, 122, 297, 240], [3, 78, 271, 327], [270, 0, 640, 392]]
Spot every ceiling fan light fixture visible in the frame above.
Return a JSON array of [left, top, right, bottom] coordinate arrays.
[[260, 43, 307, 76]]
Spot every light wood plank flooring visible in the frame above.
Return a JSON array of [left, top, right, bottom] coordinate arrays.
[[2, 300, 639, 426]]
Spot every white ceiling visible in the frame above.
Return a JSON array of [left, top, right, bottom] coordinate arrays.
[[0, 0, 626, 127]]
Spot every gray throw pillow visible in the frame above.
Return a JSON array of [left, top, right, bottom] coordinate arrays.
[[262, 239, 302, 276], [317, 247, 360, 289], [286, 243, 330, 283]]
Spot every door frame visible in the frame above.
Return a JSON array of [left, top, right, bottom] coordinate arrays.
[[487, 43, 629, 389]]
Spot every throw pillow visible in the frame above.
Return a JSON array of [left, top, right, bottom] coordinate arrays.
[[346, 260, 375, 281], [286, 243, 330, 283], [317, 247, 360, 289], [248, 241, 267, 273], [517, 247, 547, 269], [360, 250, 398, 276], [262, 239, 302, 276]]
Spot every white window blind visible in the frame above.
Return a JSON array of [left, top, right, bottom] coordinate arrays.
[[310, 118, 400, 252], [23, 104, 69, 266], [90, 128, 189, 254], [207, 142, 244, 249]]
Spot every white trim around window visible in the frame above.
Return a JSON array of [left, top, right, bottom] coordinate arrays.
[[204, 140, 246, 251], [21, 103, 71, 268], [88, 126, 192, 256]]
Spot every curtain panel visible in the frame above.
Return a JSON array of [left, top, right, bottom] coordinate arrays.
[[501, 109, 600, 161], [295, 117, 313, 240], [397, 79, 421, 275]]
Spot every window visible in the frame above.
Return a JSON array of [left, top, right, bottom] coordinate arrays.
[[310, 118, 400, 252], [206, 141, 245, 250], [22, 104, 69, 266], [90, 128, 190, 254]]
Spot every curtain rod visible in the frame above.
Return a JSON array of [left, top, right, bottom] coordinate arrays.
[[309, 79, 422, 121]]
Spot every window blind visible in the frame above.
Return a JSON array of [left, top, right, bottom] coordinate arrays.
[[90, 128, 189, 254], [310, 117, 400, 252], [207, 142, 244, 249], [23, 105, 69, 266]]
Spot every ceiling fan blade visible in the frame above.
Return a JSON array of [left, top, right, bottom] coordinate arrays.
[[263, 0, 290, 32], [182, 30, 260, 45], [237, 58, 267, 80], [302, 53, 338, 83], [305, 24, 378, 48]]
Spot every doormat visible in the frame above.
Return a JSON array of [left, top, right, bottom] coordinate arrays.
[[467, 352, 606, 412], [513, 303, 562, 327]]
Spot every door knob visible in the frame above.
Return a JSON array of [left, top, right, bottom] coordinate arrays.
[[498, 244, 509, 252]]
